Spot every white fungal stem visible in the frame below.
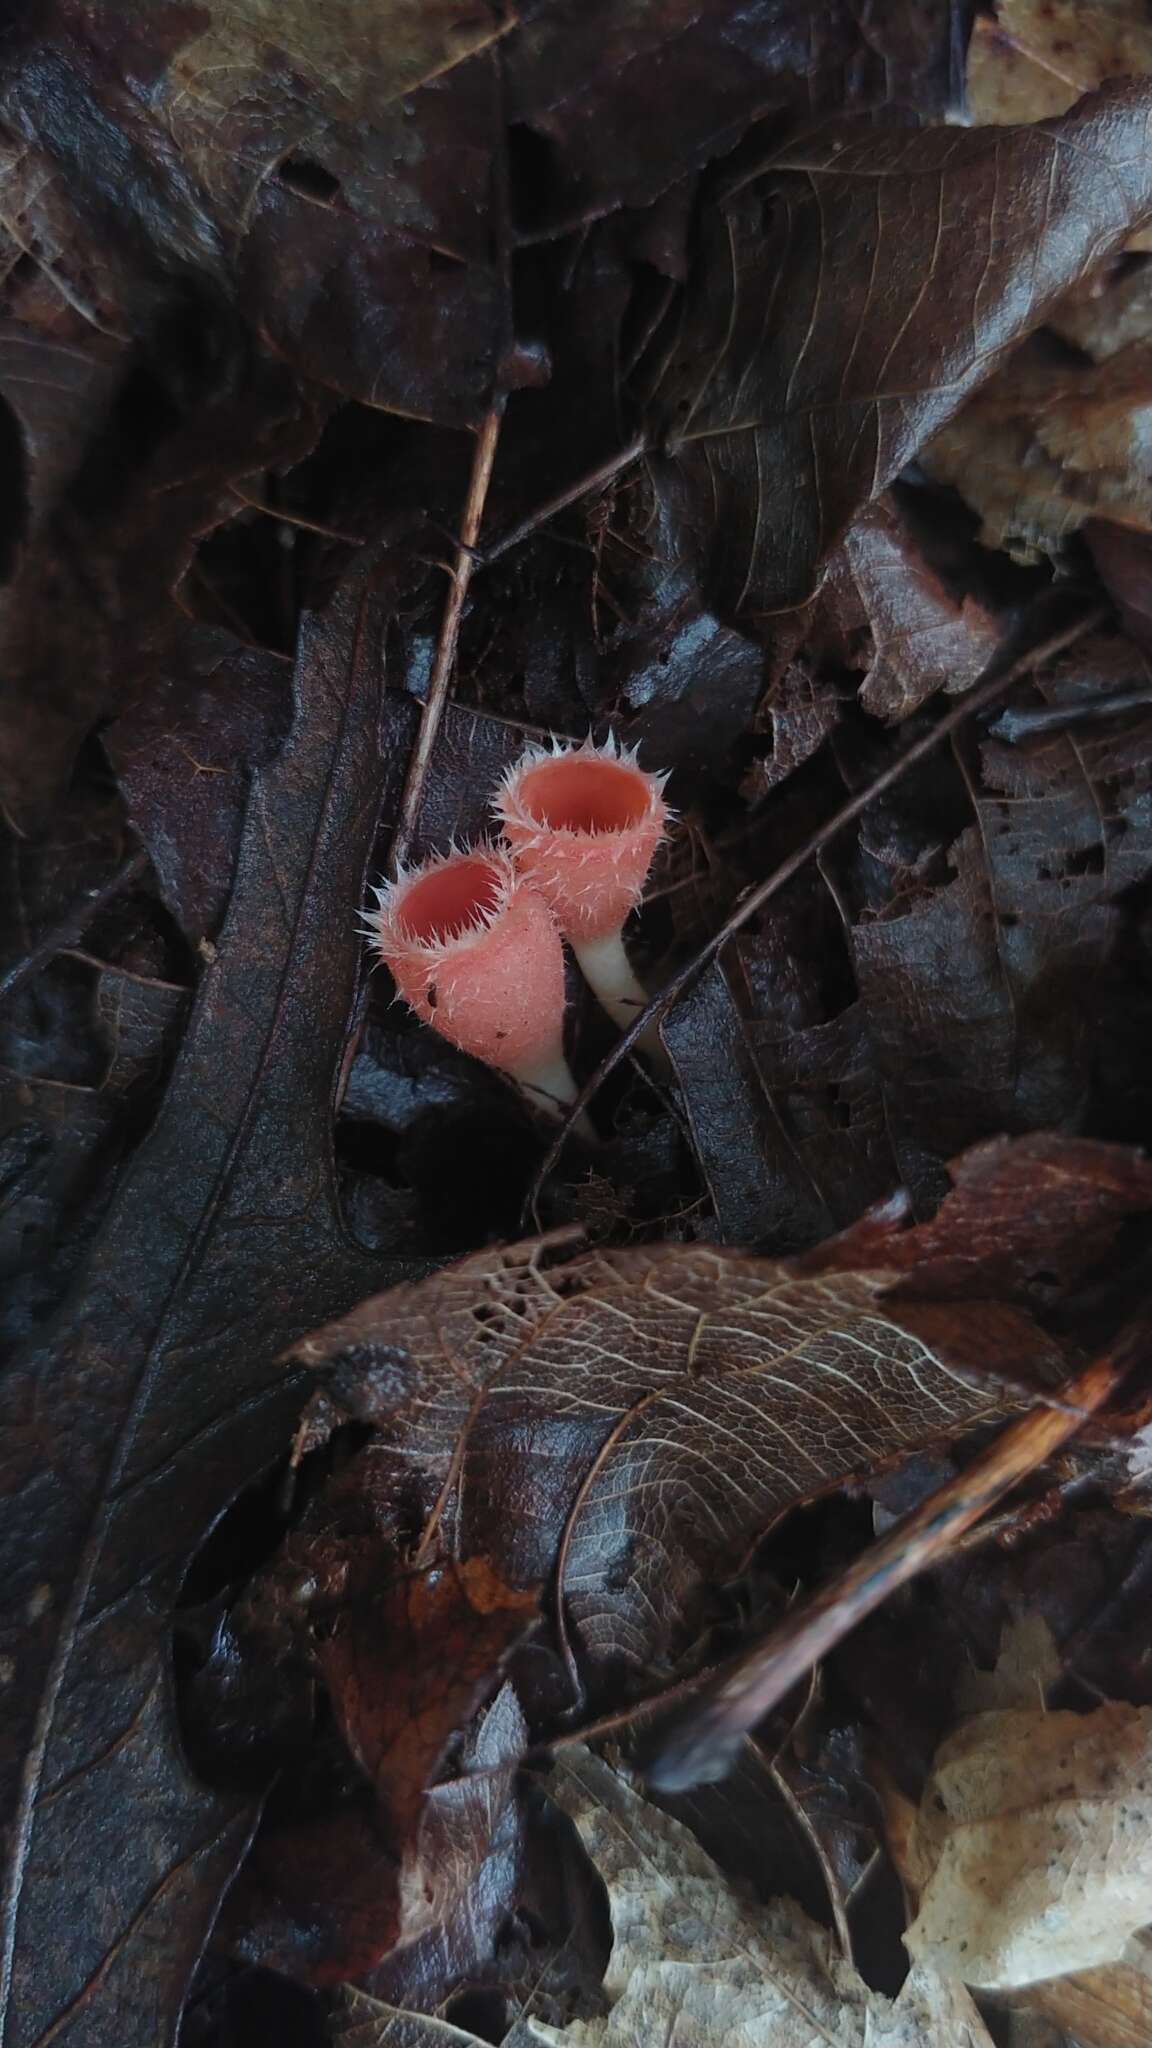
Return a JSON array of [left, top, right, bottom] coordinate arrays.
[[572, 928, 672, 1071], [515, 1050, 596, 1140]]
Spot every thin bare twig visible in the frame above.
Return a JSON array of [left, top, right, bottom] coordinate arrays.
[[549, 1318, 1139, 1789], [524, 603, 1109, 1224], [391, 402, 504, 870], [991, 682, 1152, 740], [227, 486, 367, 548], [481, 435, 648, 566]]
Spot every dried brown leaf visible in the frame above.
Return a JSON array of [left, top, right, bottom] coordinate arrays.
[[504, 0, 960, 233], [0, 1, 510, 423], [104, 627, 293, 945], [838, 498, 1002, 723]]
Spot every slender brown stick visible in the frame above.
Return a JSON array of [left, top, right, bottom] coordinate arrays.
[[227, 486, 366, 548], [552, 1320, 1139, 1790], [391, 403, 505, 870], [0, 848, 149, 1008], [992, 682, 1152, 740], [481, 435, 648, 566], [524, 603, 1108, 1220]]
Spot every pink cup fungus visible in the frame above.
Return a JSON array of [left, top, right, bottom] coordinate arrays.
[[495, 737, 668, 1034], [370, 845, 579, 1115]]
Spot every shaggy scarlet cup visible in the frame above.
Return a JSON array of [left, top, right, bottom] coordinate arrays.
[[371, 845, 578, 1112], [496, 737, 668, 1031]]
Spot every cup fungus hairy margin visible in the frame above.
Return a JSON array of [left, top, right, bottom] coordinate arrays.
[[495, 737, 669, 1033], [370, 844, 579, 1115]]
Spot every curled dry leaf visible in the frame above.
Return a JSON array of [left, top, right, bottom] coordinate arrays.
[[923, 336, 1152, 560], [648, 81, 1152, 616], [905, 1701, 1152, 1988], [835, 497, 1002, 723], [507, 1748, 994, 2048]]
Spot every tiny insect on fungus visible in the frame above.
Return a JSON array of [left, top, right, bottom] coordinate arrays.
[[369, 844, 579, 1117]]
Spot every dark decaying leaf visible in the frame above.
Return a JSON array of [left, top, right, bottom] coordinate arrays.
[[0, 304, 319, 829], [0, 2, 513, 422], [664, 628, 1152, 1234], [592, 463, 768, 778], [104, 628, 294, 946], [650, 82, 1152, 617], [0, 0, 526, 832], [806, 1131, 1152, 1302], [6, 5, 1152, 2042], [223, 1672, 530, 1986], [661, 960, 841, 1250], [0, 569, 421, 2048], [1086, 518, 1152, 653], [0, 324, 121, 544], [503, 0, 963, 231]]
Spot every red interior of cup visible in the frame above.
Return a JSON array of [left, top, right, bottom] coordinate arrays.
[[395, 856, 502, 944], [517, 755, 648, 835]]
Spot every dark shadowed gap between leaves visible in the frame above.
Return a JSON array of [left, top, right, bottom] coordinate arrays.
[[523, 603, 1110, 1229], [480, 435, 649, 565]]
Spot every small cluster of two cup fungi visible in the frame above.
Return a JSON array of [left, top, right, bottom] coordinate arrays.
[[371, 738, 668, 1117]]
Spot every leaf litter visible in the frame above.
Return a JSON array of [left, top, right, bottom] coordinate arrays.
[[2, 6, 1152, 2046]]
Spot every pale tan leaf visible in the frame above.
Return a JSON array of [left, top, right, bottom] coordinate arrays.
[[1000, 1931, 1152, 2048], [333, 1987, 487, 2047], [509, 1750, 993, 2048], [906, 1702, 1152, 1988], [924, 339, 1152, 558], [967, 2, 1152, 131], [956, 1616, 1062, 1716]]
